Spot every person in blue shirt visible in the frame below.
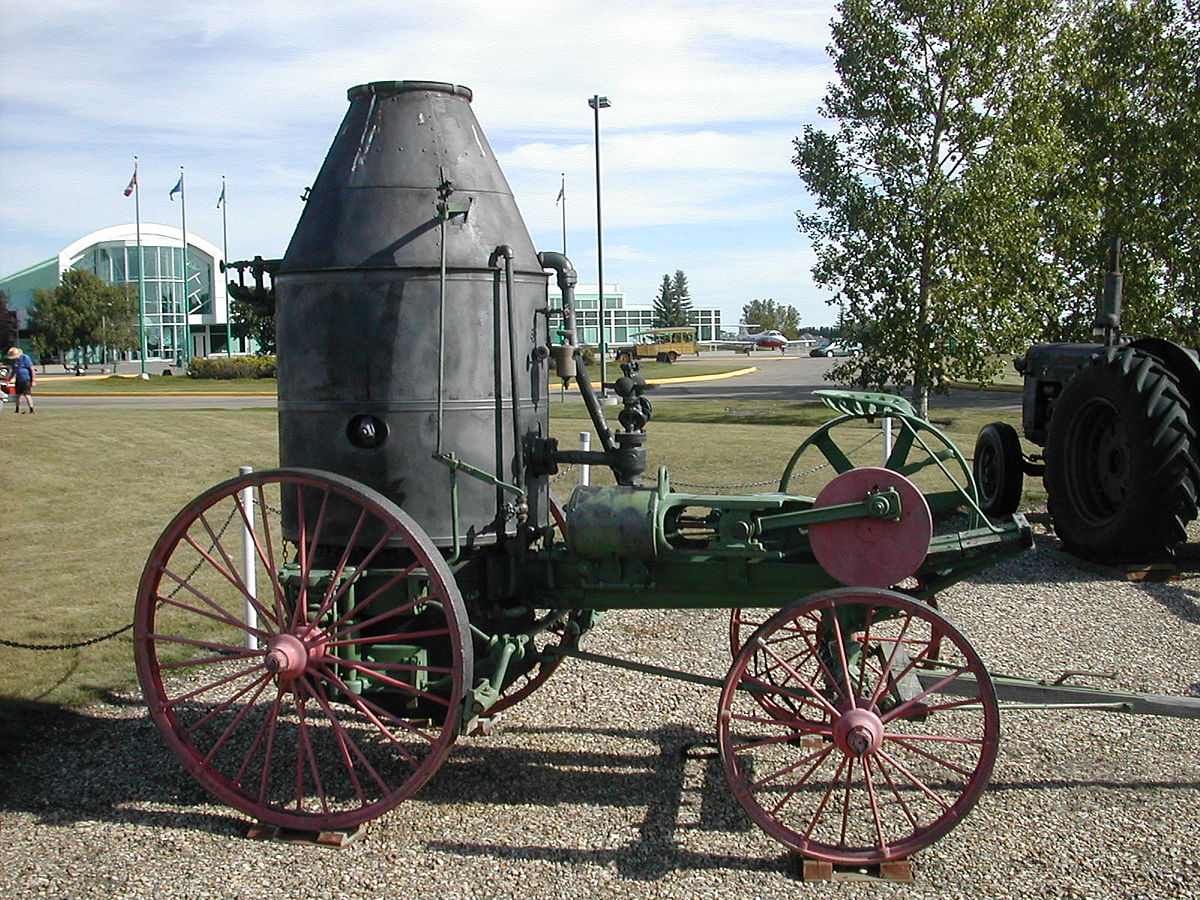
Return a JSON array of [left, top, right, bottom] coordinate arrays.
[[6, 347, 34, 414]]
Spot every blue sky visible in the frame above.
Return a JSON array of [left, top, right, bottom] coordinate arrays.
[[0, 0, 842, 328]]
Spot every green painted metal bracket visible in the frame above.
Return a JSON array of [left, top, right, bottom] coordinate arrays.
[[432, 451, 526, 499]]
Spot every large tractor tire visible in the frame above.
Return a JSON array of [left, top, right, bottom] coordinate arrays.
[[1044, 347, 1200, 561]]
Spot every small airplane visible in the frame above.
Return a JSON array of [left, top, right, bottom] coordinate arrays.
[[700, 325, 801, 354]]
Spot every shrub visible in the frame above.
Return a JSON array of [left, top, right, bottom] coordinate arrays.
[[187, 355, 277, 379]]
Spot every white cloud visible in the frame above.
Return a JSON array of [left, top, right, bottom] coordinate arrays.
[[0, 0, 841, 320]]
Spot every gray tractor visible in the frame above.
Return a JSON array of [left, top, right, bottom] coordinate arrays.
[[973, 239, 1200, 562]]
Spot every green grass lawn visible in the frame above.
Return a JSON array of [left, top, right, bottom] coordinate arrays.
[[0, 395, 1041, 738]]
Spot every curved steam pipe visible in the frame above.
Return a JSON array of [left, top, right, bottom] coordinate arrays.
[[538, 251, 616, 455]]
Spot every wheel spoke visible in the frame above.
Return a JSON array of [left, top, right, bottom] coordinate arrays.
[[880, 664, 973, 724], [307, 507, 372, 624], [325, 561, 424, 637], [751, 742, 834, 793], [860, 756, 890, 858], [168, 661, 267, 707], [874, 747, 952, 810], [197, 674, 275, 760], [885, 735, 978, 776], [866, 614, 916, 709], [153, 585, 272, 643], [190, 510, 280, 631], [752, 639, 842, 720], [305, 677, 391, 801]]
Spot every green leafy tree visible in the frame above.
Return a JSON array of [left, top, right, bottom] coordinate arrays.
[[29, 269, 138, 363], [0, 290, 18, 350], [740, 299, 802, 335], [794, 0, 1060, 416], [1039, 0, 1200, 342], [229, 285, 276, 355]]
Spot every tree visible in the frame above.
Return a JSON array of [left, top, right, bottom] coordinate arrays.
[[740, 299, 802, 335], [0, 290, 18, 350], [652, 274, 674, 327], [670, 269, 693, 320], [651, 269, 694, 328], [228, 283, 277, 355], [794, 0, 1060, 417], [1038, 0, 1200, 342], [28, 269, 138, 364]]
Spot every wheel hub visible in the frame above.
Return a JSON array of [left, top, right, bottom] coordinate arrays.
[[264, 627, 327, 681], [832, 706, 884, 757]]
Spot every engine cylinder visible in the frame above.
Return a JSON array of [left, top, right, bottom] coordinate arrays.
[[276, 81, 550, 548]]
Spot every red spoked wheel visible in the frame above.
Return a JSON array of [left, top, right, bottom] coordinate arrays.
[[729, 608, 768, 657], [134, 468, 472, 831], [488, 494, 580, 714], [718, 587, 998, 864]]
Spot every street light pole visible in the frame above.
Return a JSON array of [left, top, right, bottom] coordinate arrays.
[[589, 94, 611, 398]]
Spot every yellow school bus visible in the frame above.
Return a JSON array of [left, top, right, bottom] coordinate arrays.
[[612, 327, 698, 363]]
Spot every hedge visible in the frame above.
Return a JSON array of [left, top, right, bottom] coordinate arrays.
[[187, 355, 277, 379]]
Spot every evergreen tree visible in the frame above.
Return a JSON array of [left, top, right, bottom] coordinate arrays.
[[652, 270, 694, 328], [670, 270, 693, 322], [652, 274, 675, 327]]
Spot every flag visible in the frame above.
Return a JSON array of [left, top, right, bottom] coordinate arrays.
[[216, 182, 225, 208], [124, 168, 137, 197], [556, 175, 565, 205], [169, 176, 183, 200]]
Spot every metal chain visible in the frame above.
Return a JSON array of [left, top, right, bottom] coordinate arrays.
[[670, 477, 779, 491], [0, 622, 134, 651], [2, 502, 243, 652]]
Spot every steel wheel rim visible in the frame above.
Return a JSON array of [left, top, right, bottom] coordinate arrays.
[[134, 468, 471, 831], [1063, 398, 1129, 525], [718, 588, 998, 864], [976, 440, 1002, 502]]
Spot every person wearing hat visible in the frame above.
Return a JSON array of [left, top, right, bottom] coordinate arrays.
[[6, 347, 34, 414]]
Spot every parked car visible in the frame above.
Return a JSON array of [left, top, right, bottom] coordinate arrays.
[[809, 340, 862, 358]]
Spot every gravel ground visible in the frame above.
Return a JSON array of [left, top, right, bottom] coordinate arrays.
[[1, 507, 1197, 900]]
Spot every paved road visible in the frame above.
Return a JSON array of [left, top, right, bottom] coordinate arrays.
[[647, 353, 1022, 412], [30, 351, 1021, 413]]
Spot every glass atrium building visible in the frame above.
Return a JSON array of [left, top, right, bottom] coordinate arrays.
[[0, 223, 243, 363]]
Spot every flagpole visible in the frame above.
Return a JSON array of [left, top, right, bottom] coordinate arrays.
[[558, 173, 567, 256], [132, 157, 147, 375], [220, 176, 232, 356], [178, 166, 189, 367]]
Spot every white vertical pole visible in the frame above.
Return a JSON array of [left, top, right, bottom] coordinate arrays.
[[239, 465, 258, 650], [882, 417, 893, 467], [579, 431, 592, 486]]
